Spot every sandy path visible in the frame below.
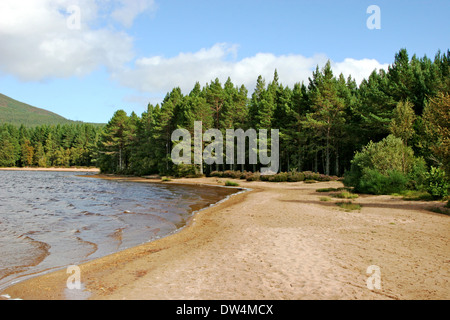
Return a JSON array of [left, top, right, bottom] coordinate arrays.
[[1, 178, 449, 300]]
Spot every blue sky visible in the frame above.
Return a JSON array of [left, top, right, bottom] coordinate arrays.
[[0, 0, 448, 123]]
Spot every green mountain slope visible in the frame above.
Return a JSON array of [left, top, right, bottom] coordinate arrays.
[[0, 93, 77, 127]]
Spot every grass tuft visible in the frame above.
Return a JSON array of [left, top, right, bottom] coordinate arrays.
[[336, 201, 361, 211], [391, 190, 434, 201], [225, 180, 240, 187], [335, 191, 359, 199], [316, 187, 349, 193]]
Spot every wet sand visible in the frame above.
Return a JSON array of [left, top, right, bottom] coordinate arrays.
[[1, 177, 449, 300]]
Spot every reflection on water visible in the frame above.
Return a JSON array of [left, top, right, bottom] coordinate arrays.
[[0, 171, 237, 290]]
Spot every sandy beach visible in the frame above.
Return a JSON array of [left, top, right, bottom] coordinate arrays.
[[1, 176, 449, 300]]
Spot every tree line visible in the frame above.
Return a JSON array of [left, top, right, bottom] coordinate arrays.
[[0, 49, 448, 194], [0, 123, 102, 168], [96, 49, 449, 181]]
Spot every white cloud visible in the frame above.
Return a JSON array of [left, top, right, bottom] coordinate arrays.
[[331, 58, 389, 84], [0, 0, 152, 81], [0, 1, 388, 95], [111, 0, 156, 28], [116, 43, 389, 95]]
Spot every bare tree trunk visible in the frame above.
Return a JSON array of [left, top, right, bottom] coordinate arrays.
[[314, 151, 318, 173], [335, 149, 339, 177], [325, 128, 330, 176], [298, 150, 302, 172], [119, 147, 123, 171], [287, 154, 290, 172]]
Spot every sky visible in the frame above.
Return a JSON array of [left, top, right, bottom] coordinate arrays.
[[0, 0, 448, 124]]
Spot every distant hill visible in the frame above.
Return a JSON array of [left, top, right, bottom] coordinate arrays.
[[0, 93, 101, 127]]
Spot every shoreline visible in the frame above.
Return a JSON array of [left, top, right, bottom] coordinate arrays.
[[1, 176, 449, 300], [0, 167, 100, 173], [0, 175, 248, 300]]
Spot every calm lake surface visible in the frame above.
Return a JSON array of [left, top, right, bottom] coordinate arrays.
[[0, 171, 238, 290]]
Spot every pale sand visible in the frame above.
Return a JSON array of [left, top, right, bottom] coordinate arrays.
[[1, 177, 449, 300]]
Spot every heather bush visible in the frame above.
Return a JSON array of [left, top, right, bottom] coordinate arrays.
[[269, 172, 288, 182], [210, 171, 223, 177], [210, 170, 335, 183], [246, 172, 260, 181], [222, 170, 242, 179], [287, 171, 305, 182]]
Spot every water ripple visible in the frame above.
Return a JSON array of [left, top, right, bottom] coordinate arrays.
[[0, 171, 237, 290]]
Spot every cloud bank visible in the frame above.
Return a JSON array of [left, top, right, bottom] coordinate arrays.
[[116, 43, 389, 95], [0, 0, 155, 81], [0, 1, 388, 96]]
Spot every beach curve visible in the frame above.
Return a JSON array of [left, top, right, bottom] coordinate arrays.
[[1, 176, 449, 300]]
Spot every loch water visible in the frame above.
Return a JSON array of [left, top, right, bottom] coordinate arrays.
[[0, 171, 237, 290]]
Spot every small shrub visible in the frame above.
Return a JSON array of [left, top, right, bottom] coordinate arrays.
[[424, 167, 449, 200], [287, 171, 305, 182], [269, 172, 289, 182], [225, 180, 240, 187], [173, 164, 197, 177], [358, 169, 408, 195], [222, 170, 233, 178], [210, 170, 338, 183], [336, 201, 362, 211], [335, 192, 358, 199], [407, 157, 428, 190], [394, 190, 434, 201], [344, 135, 417, 195], [303, 171, 321, 181], [210, 171, 223, 177], [319, 197, 331, 202], [242, 171, 255, 180], [161, 176, 172, 182], [211, 170, 335, 183], [304, 179, 317, 184], [317, 174, 331, 182], [222, 170, 242, 179], [240, 171, 249, 179], [316, 187, 340, 193], [185, 173, 205, 178], [246, 172, 260, 181]]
